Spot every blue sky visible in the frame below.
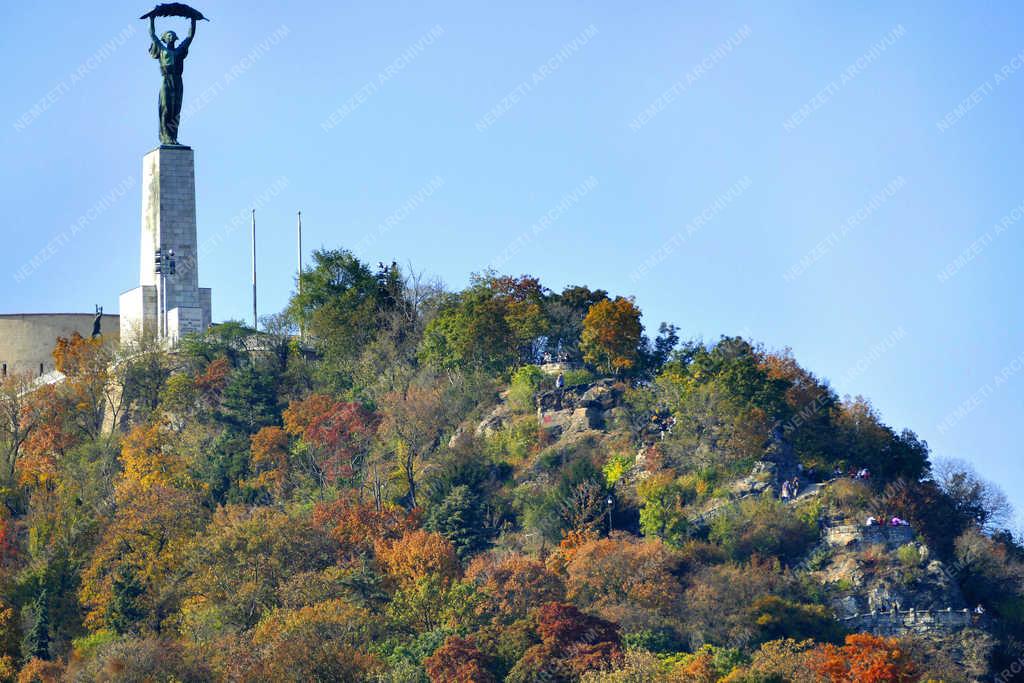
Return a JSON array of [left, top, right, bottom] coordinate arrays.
[[2, 2, 1022, 527]]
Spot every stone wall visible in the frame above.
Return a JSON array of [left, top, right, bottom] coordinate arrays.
[[841, 607, 972, 637], [825, 522, 916, 548], [0, 313, 120, 376]]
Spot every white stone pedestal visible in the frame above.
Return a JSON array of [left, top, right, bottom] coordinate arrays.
[[120, 145, 212, 344]]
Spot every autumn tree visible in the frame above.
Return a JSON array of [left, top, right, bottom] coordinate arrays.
[[580, 297, 643, 375], [184, 505, 337, 630], [651, 337, 790, 474], [808, 633, 920, 682], [734, 638, 820, 682], [245, 426, 290, 500], [467, 554, 565, 624], [546, 285, 609, 362], [562, 534, 684, 636], [53, 333, 120, 439], [507, 602, 622, 683], [61, 636, 211, 682], [15, 656, 63, 683], [0, 373, 37, 486], [313, 493, 420, 564], [374, 529, 460, 589], [80, 423, 204, 633], [681, 558, 805, 648], [282, 394, 379, 492], [425, 636, 497, 683], [17, 385, 82, 490], [759, 349, 839, 468], [378, 383, 451, 508], [835, 397, 929, 483], [708, 496, 818, 562], [241, 600, 382, 681]]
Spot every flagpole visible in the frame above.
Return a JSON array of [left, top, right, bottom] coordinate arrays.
[[297, 210, 304, 339], [251, 209, 257, 330]]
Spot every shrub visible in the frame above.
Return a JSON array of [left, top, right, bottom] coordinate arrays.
[[509, 366, 546, 411], [621, 626, 681, 653], [827, 478, 872, 515], [563, 368, 596, 387], [859, 544, 888, 574], [709, 497, 819, 563], [896, 544, 922, 569], [484, 416, 539, 462], [603, 453, 635, 487]]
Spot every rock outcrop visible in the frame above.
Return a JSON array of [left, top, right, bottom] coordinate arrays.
[[535, 379, 624, 442]]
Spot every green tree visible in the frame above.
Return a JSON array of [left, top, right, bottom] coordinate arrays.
[[637, 471, 692, 548], [426, 485, 492, 560], [545, 285, 608, 362], [420, 274, 549, 373], [21, 590, 49, 663], [287, 250, 405, 389], [219, 365, 281, 434], [106, 565, 145, 635]]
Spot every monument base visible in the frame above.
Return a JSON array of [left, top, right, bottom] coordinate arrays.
[[119, 286, 211, 345], [119, 286, 158, 343], [120, 143, 213, 347]]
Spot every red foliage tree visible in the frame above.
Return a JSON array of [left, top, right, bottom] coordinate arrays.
[[424, 636, 496, 683], [508, 602, 622, 681], [283, 394, 379, 488]]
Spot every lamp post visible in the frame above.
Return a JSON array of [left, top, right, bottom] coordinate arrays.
[[154, 248, 176, 340], [606, 494, 614, 535]]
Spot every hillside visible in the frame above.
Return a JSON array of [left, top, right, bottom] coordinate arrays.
[[0, 251, 1021, 682]]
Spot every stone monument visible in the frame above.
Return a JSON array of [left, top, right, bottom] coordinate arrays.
[[120, 4, 211, 344]]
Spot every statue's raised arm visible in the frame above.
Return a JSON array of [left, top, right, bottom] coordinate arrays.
[[148, 16, 163, 52], [181, 17, 196, 50]]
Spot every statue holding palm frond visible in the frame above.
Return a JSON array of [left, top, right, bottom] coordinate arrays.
[[141, 4, 208, 145]]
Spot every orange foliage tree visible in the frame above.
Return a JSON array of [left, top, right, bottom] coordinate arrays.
[[53, 332, 117, 438], [374, 529, 460, 588], [246, 426, 290, 500], [0, 373, 39, 483], [244, 599, 382, 681], [17, 385, 79, 489], [808, 633, 920, 682], [312, 493, 420, 564], [80, 422, 204, 632], [562, 534, 684, 634], [467, 554, 565, 624], [580, 297, 642, 375]]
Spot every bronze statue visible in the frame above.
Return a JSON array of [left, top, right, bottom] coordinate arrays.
[[142, 5, 208, 145], [91, 306, 103, 339]]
